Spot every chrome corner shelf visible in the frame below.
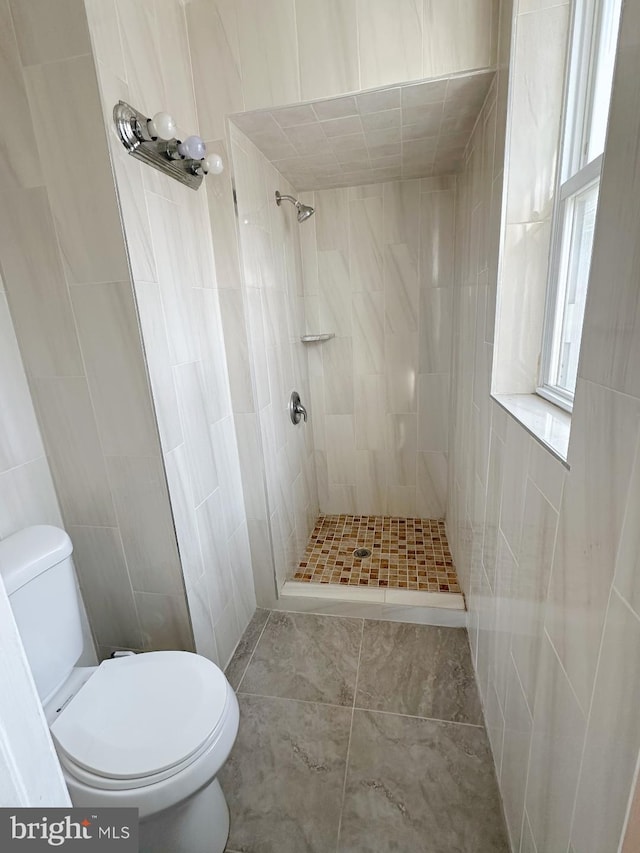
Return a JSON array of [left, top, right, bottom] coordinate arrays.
[[300, 333, 335, 344]]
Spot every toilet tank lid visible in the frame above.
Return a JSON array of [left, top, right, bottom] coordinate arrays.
[[0, 526, 73, 595]]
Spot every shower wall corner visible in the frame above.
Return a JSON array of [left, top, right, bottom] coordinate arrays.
[[223, 123, 320, 602]]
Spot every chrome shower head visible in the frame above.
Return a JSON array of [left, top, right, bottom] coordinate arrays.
[[275, 190, 315, 223], [296, 202, 315, 222]]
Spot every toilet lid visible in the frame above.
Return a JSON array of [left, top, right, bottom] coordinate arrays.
[[50, 652, 230, 780]]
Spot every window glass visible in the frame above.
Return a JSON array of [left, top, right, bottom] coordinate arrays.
[[587, 0, 623, 162], [539, 0, 622, 408], [556, 183, 599, 392]]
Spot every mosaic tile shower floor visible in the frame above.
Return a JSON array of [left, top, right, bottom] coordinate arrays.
[[294, 515, 460, 592]]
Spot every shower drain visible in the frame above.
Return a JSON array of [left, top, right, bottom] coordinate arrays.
[[353, 547, 372, 559]]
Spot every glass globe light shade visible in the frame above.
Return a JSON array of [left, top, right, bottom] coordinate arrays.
[[177, 135, 206, 160], [147, 111, 177, 140], [203, 153, 224, 175]]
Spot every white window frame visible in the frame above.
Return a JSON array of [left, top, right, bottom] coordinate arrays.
[[538, 0, 621, 412]]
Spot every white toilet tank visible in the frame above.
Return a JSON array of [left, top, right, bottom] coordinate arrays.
[[0, 525, 84, 703]]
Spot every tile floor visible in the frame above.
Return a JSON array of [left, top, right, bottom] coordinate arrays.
[[222, 609, 508, 853], [294, 515, 460, 592]]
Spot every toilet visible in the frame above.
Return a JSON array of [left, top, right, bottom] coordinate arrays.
[[0, 525, 239, 853]]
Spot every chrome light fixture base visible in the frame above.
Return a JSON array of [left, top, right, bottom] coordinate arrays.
[[113, 101, 204, 191]]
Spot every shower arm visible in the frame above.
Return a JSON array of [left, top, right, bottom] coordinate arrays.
[[275, 191, 298, 207]]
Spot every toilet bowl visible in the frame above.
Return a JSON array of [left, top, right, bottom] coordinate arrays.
[[49, 651, 239, 853], [0, 526, 240, 853]]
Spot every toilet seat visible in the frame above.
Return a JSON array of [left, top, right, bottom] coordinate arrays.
[[51, 651, 233, 789]]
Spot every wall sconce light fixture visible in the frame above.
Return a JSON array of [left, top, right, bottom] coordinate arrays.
[[113, 102, 224, 190]]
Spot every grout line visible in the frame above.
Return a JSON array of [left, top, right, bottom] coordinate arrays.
[[355, 706, 484, 729], [497, 693, 506, 781], [543, 627, 587, 719], [234, 611, 272, 692], [236, 689, 483, 730], [509, 647, 534, 724], [578, 376, 640, 405], [354, 1, 362, 103], [617, 746, 640, 853], [180, 0, 202, 139], [511, 653, 533, 850], [523, 809, 538, 853], [290, 0, 302, 105], [0, 452, 51, 475], [19, 51, 93, 69], [565, 565, 621, 846], [335, 617, 364, 853], [612, 584, 640, 625], [236, 690, 353, 714], [275, 606, 368, 622]]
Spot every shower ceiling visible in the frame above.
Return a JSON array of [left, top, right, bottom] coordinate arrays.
[[230, 70, 494, 190]]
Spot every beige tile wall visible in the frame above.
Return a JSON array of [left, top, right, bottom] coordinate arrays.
[[187, 0, 497, 130], [0, 0, 189, 658], [230, 125, 319, 593], [448, 0, 640, 850], [299, 178, 454, 517], [0, 269, 95, 664], [85, 0, 257, 666], [0, 271, 63, 540], [184, 0, 499, 593]]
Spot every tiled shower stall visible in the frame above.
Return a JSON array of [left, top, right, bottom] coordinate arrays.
[[229, 121, 461, 594]]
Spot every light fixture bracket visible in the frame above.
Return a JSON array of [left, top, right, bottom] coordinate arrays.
[[113, 101, 203, 191]]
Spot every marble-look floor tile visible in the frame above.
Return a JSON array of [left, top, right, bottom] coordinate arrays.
[[356, 620, 482, 724], [338, 710, 509, 853], [225, 608, 270, 690], [240, 611, 362, 705], [221, 694, 351, 853]]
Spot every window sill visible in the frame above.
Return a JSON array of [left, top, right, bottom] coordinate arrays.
[[492, 393, 571, 467]]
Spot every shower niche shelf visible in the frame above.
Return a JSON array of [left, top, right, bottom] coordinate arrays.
[[300, 333, 335, 344]]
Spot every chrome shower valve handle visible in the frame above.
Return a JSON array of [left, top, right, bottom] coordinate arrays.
[[289, 391, 307, 425]]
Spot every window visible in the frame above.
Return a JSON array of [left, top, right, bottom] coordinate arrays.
[[538, 0, 622, 411]]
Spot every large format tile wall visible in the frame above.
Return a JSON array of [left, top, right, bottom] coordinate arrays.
[[448, 0, 640, 850], [85, 0, 257, 667], [0, 0, 189, 658], [230, 126, 319, 594], [186, 0, 497, 132], [0, 270, 105, 665], [0, 271, 62, 541], [299, 179, 453, 518]]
